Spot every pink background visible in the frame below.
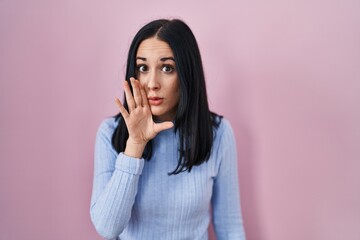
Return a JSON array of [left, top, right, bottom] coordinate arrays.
[[1, 0, 359, 239]]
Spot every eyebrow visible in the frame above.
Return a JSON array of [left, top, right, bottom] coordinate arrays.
[[136, 57, 175, 62]]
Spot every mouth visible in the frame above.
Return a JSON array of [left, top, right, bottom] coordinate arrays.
[[148, 96, 164, 106]]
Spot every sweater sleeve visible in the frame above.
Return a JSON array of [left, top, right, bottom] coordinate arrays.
[[211, 120, 246, 240], [90, 119, 144, 239]]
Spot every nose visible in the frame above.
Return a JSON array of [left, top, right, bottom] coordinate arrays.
[[144, 70, 160, 91]]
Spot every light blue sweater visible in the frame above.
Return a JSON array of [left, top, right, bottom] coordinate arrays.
[[90, 117, 246, 240]]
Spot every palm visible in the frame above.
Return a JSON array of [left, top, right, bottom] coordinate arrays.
[[124, 104, 157, 143], [115, 77, 173, 145]]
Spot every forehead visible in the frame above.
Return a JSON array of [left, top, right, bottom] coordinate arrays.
[[137, 38, 174, 57]]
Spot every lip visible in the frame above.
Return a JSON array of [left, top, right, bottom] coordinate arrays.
[[148, 96, 164, 106]]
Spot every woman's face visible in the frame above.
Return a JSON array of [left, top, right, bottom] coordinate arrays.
[[136, 37, 180, 121]]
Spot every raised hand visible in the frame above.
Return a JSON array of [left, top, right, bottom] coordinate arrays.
[[115, 77, 174, 158]]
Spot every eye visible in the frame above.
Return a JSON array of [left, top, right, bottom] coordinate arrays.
[[137, 64, 148, 72], [161, 65, 175, 73]]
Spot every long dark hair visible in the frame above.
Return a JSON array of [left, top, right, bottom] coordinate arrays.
[[112, 19, 222, 175]]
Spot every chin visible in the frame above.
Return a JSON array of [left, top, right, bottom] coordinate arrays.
[[150, 104, 177, 121], [151, 110, 175, 122], [150, 107, 164, 116]]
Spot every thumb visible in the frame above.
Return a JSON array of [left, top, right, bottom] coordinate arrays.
[[154, 121, 174, 133]]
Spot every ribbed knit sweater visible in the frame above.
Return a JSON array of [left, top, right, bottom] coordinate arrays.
[[90, 117, 246, 240]]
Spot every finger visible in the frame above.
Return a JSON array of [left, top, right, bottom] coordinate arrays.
[[139, 83, 149, 108], [115, 97, 130, 119], [131, 77, 142, 107], [124, 80, 135, 111], [154, 121, 174, 134]]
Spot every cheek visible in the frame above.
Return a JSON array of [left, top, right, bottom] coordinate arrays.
[[138, 78, 147, 88], [174, 85, 180, 97], [163, 75, 179, 96], [172, 79, 180, 101]]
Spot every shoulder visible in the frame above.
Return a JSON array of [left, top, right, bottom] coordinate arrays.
[[210, 113, 234, 138], [96, 117, 119, 140], [214, 117, 235, 141], [212, 117, 236, 157]]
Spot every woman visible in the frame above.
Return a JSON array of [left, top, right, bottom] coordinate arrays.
[[90, 19, 246, 240]]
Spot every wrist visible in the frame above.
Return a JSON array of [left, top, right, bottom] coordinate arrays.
[[124, 139, 147, 159]]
